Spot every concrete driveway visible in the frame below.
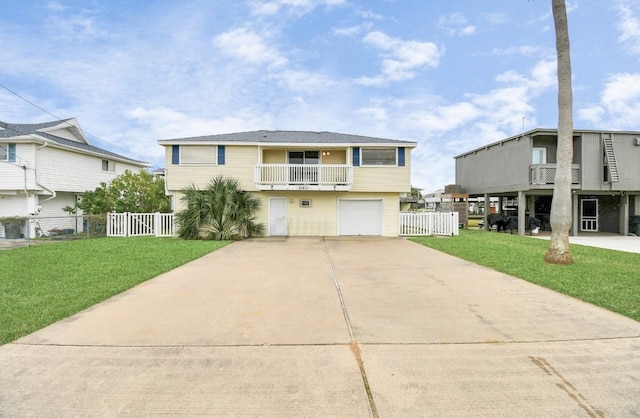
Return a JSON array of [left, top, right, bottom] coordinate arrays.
[[1, 237, 639, 417]]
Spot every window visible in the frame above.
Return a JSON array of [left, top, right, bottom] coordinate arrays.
[[102, 159, 115, 172], [300, 199, 312, 208], [288, 151, 319, 164], [181, 145, 217, 164], [362, 148, 396, 166], [1, 143, 16, 162], [532, 147, 547, 164]]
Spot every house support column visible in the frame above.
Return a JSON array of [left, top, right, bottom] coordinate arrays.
[[527, 195, 536, 218], [483, 193, 490, 231], [571, 192, 579, 236], [620, 193, 629, 236], [518, 191, 526, 236]]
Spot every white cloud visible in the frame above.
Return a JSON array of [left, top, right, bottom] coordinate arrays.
[[127, 106, 271, 139], [579, 73, 640, 128], [577, 105, 605, 124], [248, 0, 345, 16], [438, 13, 476, 36], [276, 69, 340, 93], [617, 3, 640, 54], [356, 31, 442, 85], [213, 28, 288, 67], [333, 23, 372, 36], [492, 45, 552, 58]]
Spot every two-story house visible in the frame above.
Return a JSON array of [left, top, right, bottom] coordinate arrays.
[[0, 118, 148, 238], [455, 128, 640, 236], [159, 130, 416, 237]]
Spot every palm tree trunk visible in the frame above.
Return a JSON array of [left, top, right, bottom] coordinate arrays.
[[545, 0, 573, 264]]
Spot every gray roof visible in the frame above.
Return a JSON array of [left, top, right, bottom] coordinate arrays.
[[159, 130, 417, 146], [0, 120, 148, 166], [454, 127, 640, 159]]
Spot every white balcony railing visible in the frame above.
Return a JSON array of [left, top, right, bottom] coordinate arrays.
[[254, 164, 353, 191], [529, 164, 580, 185]]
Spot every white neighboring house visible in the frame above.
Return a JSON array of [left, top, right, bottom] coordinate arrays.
[[0, 118, 149, 238]]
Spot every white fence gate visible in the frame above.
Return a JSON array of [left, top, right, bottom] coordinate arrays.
[[107, 212, 175, 237], [399, 212, 459, 236]]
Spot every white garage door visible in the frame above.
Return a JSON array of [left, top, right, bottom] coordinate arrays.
[[338, 199, 383, 236]]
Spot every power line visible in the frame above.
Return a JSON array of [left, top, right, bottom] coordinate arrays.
[[0, 82, 146, 160]]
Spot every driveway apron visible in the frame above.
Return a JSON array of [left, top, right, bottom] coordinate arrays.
[[1, 237, 639, 417]]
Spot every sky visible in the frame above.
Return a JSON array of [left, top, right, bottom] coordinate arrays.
[[1, 0, 639, 193]]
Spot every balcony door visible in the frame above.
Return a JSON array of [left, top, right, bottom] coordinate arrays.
[[532, 147, 547, 164], [581, 199, 598, 232], [288, 151, 319, 184]]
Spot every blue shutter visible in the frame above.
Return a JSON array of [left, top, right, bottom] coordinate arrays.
[[398, 147, 405, 167], [8, 143, 16, 162], [353, 147, 360, 167], [171, 145, 179, 165], [218, 145, 225, 165]]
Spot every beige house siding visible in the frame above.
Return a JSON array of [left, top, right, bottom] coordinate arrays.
[[262, 149, 286, 163], [351, 167, 411, 193], [171, 190, 401, 237], [321, 150, 347, 164], [256, 191, 400, 236], [164, 145, 257, 191]]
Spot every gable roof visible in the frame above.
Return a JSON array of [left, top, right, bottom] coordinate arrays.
[[158, 130, 417, 147], [0, 119, 149, 166]]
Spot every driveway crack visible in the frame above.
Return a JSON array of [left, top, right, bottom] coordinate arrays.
[[323, 238, 379, 418]]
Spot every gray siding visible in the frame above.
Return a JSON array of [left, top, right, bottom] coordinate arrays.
[[611, 133, 640, 191], [580, 132, 603, 190], [456, 136, 531, 194]]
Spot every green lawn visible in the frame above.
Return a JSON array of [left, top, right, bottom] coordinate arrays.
[[0, 237, 230, 345], [411, 230, 640, 322]]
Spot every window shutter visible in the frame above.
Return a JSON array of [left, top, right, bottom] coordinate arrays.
[[398, 147, 405, 167], [353, 147, 360, 167], [218, 145, 225, 165], [171, 145, 179, 165], [8, 143, 16, 162]]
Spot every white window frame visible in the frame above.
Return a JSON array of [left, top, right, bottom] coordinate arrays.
[[532, 147, 547, 164], [102, 159, 115, 172], [361, 148, 397, 166]]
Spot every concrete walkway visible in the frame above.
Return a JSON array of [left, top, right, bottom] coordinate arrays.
[[1, 237, 639, 416]]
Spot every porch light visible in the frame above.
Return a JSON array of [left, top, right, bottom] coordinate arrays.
[[322, 150, 330, 156]]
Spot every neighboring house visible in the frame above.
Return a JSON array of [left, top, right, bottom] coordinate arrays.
[[455, 128, 640, 236], [0, 118, 149, 238], [159, 130, 417, 236]]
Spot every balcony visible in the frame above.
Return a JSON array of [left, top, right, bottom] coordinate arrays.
[[529, 164, 580, 186], [254, 164, 353, 191]]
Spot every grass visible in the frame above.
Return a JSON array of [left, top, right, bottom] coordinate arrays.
[[0, 237, 230, 345], [411, 229, 640, 322]]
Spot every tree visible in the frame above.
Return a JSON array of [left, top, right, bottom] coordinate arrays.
[[72, 170, 171, 215], [544, 0, 574, 264], [175, 175, 264, 240]]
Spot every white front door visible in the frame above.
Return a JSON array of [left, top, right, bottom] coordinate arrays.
[[269, 197, 287, 236], [581, 199, 598, 232]]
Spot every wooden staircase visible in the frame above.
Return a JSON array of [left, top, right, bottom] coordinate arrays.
[[602, 133, 620, 182]]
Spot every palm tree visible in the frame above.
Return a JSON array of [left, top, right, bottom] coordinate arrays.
[[545, 0, 574, 264], [176, 175, 264, 240]]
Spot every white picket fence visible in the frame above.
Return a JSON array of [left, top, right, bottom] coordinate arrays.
[[106, 211, 459, 238], [106, 212, 176, 237], [399, 212, 460, 236]]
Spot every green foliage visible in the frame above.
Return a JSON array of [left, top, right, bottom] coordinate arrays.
[[75, 170, 171, 214], [0, 237, 230, 345], [411, 230, 640, 322], [176, 175, 264, 240]]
